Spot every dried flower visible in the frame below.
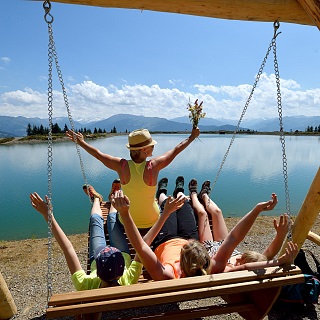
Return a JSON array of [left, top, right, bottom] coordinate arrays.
[[187, 99, 206, 128]]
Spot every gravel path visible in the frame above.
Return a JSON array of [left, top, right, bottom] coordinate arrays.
[[2, 215, 320, 320]]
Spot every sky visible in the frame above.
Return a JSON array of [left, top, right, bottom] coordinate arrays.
[[0, 0, 319, 123]]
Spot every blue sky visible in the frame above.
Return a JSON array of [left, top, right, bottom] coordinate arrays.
[[0, 0, 319, 122]]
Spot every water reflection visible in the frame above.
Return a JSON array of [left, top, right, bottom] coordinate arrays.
[[1, 134, 319, 241]]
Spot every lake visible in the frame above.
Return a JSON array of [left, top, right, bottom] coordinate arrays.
[[1, 133, 319, 241]]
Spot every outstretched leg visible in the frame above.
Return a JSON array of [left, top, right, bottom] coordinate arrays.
[[88, 187, 107, 262], [189, 179, 212, 242], [201, 193, 228, 241]]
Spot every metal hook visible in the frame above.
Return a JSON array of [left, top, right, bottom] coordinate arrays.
[[273, 20, 281, 38], [43, 0, 54, 24]]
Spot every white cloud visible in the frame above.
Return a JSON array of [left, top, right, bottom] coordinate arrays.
[[0, 73, 319, 121], [1, 57, 10, 64]]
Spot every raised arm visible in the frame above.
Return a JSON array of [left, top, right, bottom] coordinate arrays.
[[212, 193, 278, 273], [151, 127, 200, 171], [262, 214, 289, 260], [112, 191, 178, 280], [29, 192, 82, 275], [66, 130, 122, 171]]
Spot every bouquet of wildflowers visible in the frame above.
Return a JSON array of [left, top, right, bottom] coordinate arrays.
[[187, 99, 206, 128]]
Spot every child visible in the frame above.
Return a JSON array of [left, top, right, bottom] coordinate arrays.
[[29, 185, 185, 289], [188, 178, 292, 274]]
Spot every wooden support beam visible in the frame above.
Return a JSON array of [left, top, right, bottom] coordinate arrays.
[[297, 0, 320, 30], [281, 166, 320, 255], [0, 272, 17, 320], [43, 0, 317, 27]]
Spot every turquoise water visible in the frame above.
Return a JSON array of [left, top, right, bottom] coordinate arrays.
[[1, 134, 319, 241]]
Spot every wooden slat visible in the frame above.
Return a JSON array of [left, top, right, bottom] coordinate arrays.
[[46, 273, 304, 318], [307, 231, 320, 245], [49, 266, 300, 306], [43, 0, 317, 26]]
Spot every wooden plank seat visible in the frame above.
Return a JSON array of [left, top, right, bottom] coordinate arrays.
[[47, 265, 303, 319]]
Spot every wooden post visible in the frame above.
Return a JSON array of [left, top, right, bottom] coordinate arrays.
[[0, 271, 17, 320], [280, 166, 320, 255]]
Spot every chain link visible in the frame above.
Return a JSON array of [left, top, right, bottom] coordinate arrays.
[[43, 0, 89, 304], [272, 27, 292, 240], [46, 0, 54, 303]]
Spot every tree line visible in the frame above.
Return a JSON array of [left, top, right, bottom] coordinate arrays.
[[26, 123, 118, 136], [305, 125, 320, 133]]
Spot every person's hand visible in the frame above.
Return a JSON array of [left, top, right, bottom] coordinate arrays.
[[66, 130, 84, 143], [278, 241, 298, 265], [273, 214, 289, 237], [30, 192, 51, 218], [111, 190, 130, 216], [257, 193, 278, 212], [190, 127, 200, 140], [162, 195, 186, 216]]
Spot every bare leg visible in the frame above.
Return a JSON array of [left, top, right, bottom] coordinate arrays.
[[91, 198, 103, 216], [201, 193, 228, 241], [190, 192, 212, 242], [158, 192, 168, 206]]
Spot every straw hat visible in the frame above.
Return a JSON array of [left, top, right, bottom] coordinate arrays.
[[126, 129, 157, 150]]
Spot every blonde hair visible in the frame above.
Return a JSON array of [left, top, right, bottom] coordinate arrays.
[[180, 240, 212, 277], [239, 251, 267, 264]]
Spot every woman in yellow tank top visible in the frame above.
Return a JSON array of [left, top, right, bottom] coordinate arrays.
[[66, 127, 200, 253]]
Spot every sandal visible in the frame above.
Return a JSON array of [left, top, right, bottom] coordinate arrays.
[[83, 184, 94, 200], [108, 179, 121, 201], [156, 177, 168, 200], [198, 180, 211, 203], [87, 185, 103, 204], [173, 176, 184, 198], [188, 178, 198, 196]]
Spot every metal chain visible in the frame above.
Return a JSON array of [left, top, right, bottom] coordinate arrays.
[[46, 20, 88, 187], [272, 22, 292, 240], [43, 0, 54, 305], [211, 26, 275, 192], [43, 0, 89, 303]]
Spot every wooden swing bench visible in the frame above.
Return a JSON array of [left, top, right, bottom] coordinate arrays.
[[46, 201, 304, 320], [47, 265, 303, 319]]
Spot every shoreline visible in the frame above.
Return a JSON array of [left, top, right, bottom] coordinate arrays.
[[1, 131, 320, 146], [2, 215, 320, 319]]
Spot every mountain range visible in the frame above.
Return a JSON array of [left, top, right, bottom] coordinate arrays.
[[1, 114, 319, 137]]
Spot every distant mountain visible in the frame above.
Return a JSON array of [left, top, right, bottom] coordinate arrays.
[[0, 116, 83, 137], [87, 114, 193, 133], [242, 116, 320, 132], [171, 116, 227, 127], [1, 114, 319, 137]]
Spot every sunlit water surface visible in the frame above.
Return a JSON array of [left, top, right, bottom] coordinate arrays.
[[1, 134, 319, 240]]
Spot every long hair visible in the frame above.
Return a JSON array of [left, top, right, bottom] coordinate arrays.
[[180, 240, 212, 277]]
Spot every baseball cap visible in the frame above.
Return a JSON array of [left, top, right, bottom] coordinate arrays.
[[94, 246, 125, 282]]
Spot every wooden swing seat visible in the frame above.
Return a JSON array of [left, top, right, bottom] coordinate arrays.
[[47, 265, 303, 319], [47, 201, 304, 320]]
